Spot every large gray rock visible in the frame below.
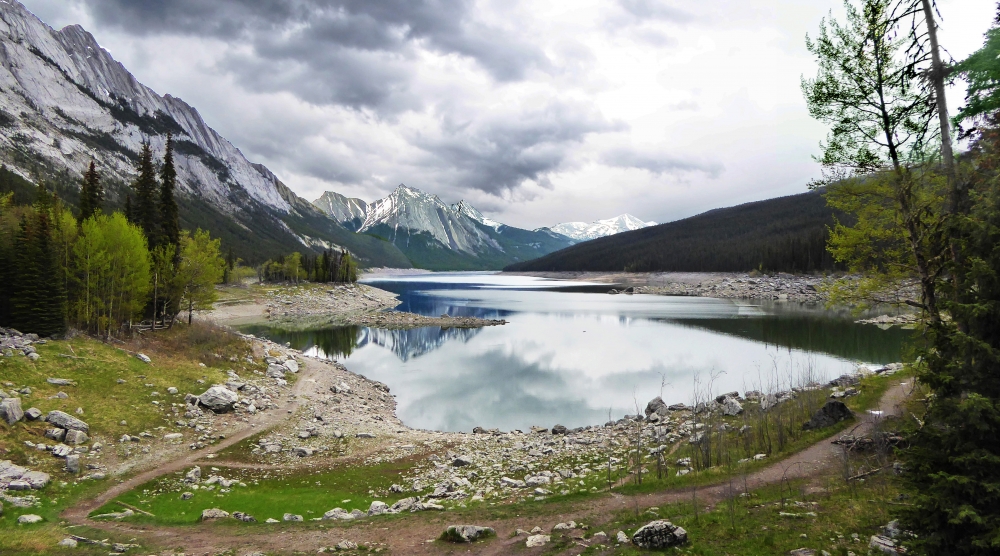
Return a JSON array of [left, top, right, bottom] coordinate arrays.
[[64, 429, 89, 445], [200, 508, 230, 520], [0, 397, 24, 425], [368, 500, 389, 516], [803, 400, 853, 430], [631, 520, 688, 549], [45, 410, 89, 432], [721, 397, 744, 416], [645, 396, 666, 416], [198, 387, 239, 413], [323, 507, 355, 520], [17, 514, 43, 524], [266, 365, 286, 378], [442, 524, 496, 543], [65, 454, 80, 474], [21, 471, 50, 489], [24, 407, 42, 421]]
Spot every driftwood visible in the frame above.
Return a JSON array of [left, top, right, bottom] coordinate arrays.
[[847, 465, 890, 481], [116, 500, 155, 517]]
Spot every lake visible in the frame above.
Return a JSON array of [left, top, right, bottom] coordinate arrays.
[[240, 273, 910, 433]]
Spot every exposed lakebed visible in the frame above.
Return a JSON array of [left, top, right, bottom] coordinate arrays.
[[241, 273, 909, 433]]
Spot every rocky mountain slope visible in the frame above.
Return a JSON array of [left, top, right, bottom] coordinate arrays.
[[313, 184, 573, 270], [549, 214, 657, 242], [0, 0, 409, 267]]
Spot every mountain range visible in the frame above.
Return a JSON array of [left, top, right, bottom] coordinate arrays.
[[549, 214, 657, 242], [0, 0, 409, 267]]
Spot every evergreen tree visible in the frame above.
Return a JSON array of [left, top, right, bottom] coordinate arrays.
[[124, 193, 133, 223], [132, 142, 159, 246], [77, 161, 102, 223], [11, 186, 67, 336], [159, 133, 180, 248]]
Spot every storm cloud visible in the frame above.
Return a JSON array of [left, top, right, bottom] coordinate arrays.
[[18, 0, 992, 227]]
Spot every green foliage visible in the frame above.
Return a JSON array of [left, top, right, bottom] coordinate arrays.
[[77, 160, 103, 223], [158, 134, 180, 248], [9, 186, 67, 336], [72, 213, 152, 335], [176, 228, 225, 324], [801, 0, 934, 181], [150, 243, 180, 327], [130, 142, 160, 247], [260, 249, 358, 283], [954, 22, 1000, 128], [897, 125, 1000, 556]]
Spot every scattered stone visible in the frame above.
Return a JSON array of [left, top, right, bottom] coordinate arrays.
[[368, 501, 389, 516], [164, 433, 183, 441], [64, 429, 89, 445], [721, 397, 744, 416], [197, 387, 239, 413], [551, 424, 568, 435], [335, 540, 358, 550], [442, 524, 496, 543], [283, 359, 299, 373], [181, 492, 193, 500], [526, 534, 550, 548], [266, 365, 286, 378], [45, 410, 89, 432], [51, 444, 72, 457], [17, 514, 42, 524], [283, 513, 303, 522], [135, 353, 151, 364], [58, 538, 78, 548], [24, 407, 42, 421], [787, 550, 817, 556], [0, 397, 24, 425], [452, 456, 472, 467], [201, 508, 230, 520], [632, 520, 688, 549], [292, 447, 314, 457], [323, 508, 354, 520], [167, 387, 178, 395], [184, 466, 202, 483], [869, 535, 899, 554], [65, 454, 80, 474], [233, 511, 257, 522], [803, 400, 853, 430], [46, 378, 75, 386]]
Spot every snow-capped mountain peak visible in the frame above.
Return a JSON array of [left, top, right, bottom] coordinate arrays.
[[548, 214, 657, 242], [452, 200, 504, 231]]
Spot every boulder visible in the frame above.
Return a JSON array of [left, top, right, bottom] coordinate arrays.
[[266, 365, 286, 378], [631, 520, 688, 549], [58, 538, 78, 548], [323, 508, 354, 520], [184, 466, 202, 483], [22, 470, 50, 489], [64, 429, 89, 445], [442, 525, 495, 543], [390, 498, 418, 513], [46, 378, 75, 386], [551, 424, 568, 435], [65, 454, 81, 474], [45, 428, 66, 442], [803, 400, 853, 430], [368, 501, 389, 516], [0, 397, 24, 425], [526, 534, 550, 547], [24, 407, 42, 421], [283, 513, 303, 522], [198, 387, 239, 413], [452, 456, 472, 467], [135, 353, 151, 364], [51, 444, 72, 457], [200, 508, 230, 520], [336, 541, 358, 550], [17, 514, 42, 524], [233, 511, 257, 522], [667, 403, 688, 411], [645, 396, 666, 416], [45, 410, 89, 432], [869, 535, 900, 554], [283, 359, 299, 373], [721, 397, 744, 416], [715, 391, 740, 403]]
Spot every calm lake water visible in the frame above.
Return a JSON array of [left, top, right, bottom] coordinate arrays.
[[241, 273, 910, 433]]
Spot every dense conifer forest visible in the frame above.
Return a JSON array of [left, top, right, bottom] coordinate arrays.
[[506, 190, 843, 273]]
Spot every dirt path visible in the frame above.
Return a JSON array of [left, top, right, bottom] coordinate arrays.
[[59, 376, 911, 555]]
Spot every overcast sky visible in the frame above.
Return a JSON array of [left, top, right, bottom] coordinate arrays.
[[19, 0, 997, 229]]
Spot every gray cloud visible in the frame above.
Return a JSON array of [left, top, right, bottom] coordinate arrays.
[[79, 0, 550, 110], [601, 147, 723, 178], [416, 101, 628, 195], [616, 0, 693, 23]]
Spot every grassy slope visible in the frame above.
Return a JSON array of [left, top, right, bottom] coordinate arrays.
[[0, 325, 262, 554]]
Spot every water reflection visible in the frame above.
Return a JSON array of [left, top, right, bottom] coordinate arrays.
[[243, 274, 911, 432]]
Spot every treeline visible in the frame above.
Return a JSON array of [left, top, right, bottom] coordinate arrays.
[[0, 134, 224, 337], [256, 249, 358, 284], [507, 190, 843, 273]]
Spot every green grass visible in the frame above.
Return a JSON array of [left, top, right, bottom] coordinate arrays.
[[89, 457, 427, 525], [0, 324, 264, 554]]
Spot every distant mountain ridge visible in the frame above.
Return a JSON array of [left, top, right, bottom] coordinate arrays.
[[506, 190, 843, 274], [549, 214, 657, 242], [0, 0, 410, 267], [312, 184, 574, 270]]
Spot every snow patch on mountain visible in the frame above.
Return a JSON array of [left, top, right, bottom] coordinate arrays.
[[548, 214, 657, 242]]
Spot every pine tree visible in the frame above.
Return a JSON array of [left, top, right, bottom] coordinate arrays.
[[11, 186, 67, 336], [133, 142, 159, 246], [159, 133, 180, 248], [77, 161, 102, 223], [124, 193, 133, 223]]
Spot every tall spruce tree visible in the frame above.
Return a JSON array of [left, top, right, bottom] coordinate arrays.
[[132, 141, 159, 246], [159, 133, 180, 248], [11, 185, 67, 336], [77, 161, 102, 223]]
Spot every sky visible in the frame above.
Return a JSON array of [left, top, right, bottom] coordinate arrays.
[[18, 0, 998, 229]]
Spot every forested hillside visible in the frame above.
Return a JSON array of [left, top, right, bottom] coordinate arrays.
[[506, 190, 843, 273]]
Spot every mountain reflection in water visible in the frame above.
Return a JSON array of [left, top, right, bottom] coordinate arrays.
[[241, 273, 911, 432]]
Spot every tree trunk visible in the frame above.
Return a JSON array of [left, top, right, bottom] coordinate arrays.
[[919, 0, 958, 208], [188, 298, 193, 325]]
